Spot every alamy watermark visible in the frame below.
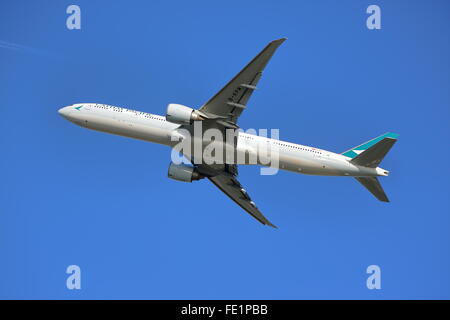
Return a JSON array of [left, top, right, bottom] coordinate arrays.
[[66, 5, 81, 30], [366, 5, 381, 30], [66, 265, 81, 290], [169, 121, 280, 176], [366, 265, 381, 290]]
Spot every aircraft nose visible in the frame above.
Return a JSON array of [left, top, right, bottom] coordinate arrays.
[[58, 106, 72, 118]]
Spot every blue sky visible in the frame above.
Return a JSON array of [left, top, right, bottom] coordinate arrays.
[[0, 0, 449, 299]]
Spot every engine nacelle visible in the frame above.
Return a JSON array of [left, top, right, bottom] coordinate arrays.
[[168, 162, 203, 182], [166, 103, 203, 125]]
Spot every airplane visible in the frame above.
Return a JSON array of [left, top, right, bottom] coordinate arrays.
[[58, 38, 398, 228]]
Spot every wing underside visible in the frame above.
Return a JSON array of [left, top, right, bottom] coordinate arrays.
[[199, 38, 286, 126], [208, 173, 276, 228]]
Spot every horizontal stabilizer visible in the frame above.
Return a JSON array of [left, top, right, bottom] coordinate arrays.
[[355, 177, 389, 202], [350, 137, 397, 168]]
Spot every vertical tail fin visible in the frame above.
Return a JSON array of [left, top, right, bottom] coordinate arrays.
[[350, 137, 397, 168], [342, 132, 399, 159]]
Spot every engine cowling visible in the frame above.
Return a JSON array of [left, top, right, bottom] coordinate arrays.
[[167, 162, 203, 182], [165, 103, 203, 125]]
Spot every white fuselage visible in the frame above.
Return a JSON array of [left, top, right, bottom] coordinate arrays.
[[58, 103, 387, 177]]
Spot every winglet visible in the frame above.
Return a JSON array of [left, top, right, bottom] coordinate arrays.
[[271, 37, 287, 44], [266, 221, 278, 228], [268, 38, 287, 50]]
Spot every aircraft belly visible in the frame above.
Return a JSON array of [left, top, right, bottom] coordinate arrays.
[[82, 114, 171, 145], [277, 152, 346, 176]]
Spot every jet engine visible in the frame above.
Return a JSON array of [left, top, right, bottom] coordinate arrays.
[[167, 162, 204, 182], [165, 103, 204, 125]]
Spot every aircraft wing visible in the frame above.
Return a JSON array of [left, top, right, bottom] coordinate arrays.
[[198, 38, 286, 127], [207, 170, 277, 228]]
